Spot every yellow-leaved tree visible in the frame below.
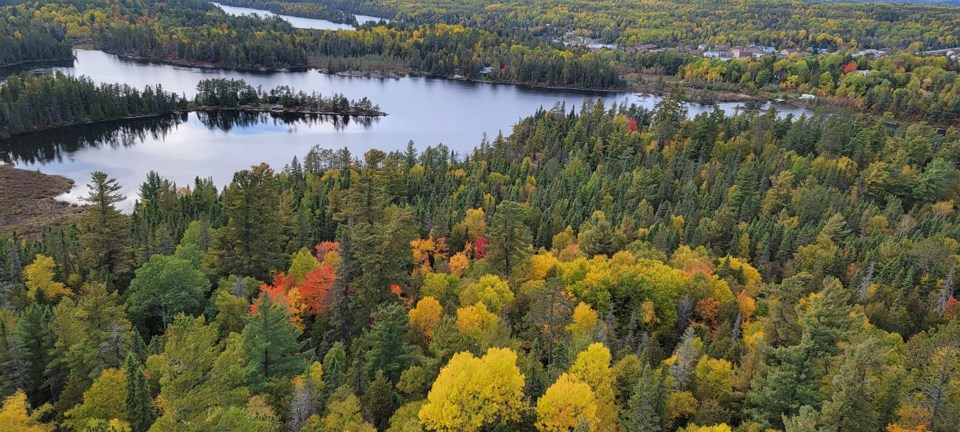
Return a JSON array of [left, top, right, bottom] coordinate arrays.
[[535, 373, 599, 431], [460, 274, 514, 313], [63, 368, 129, 431], [448, 252, 470, 278], [455, 302, 500, 340], [409, 296, 443, 340], [419, 347, 525, 431], [24, 254, 72, 301], [569, 343, 618, 431], [0, 391, 54, 432]]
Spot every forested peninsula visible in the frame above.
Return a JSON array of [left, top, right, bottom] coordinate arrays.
[[0, 74, 384, 139]]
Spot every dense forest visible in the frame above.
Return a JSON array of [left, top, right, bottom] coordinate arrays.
[[315, 0, 960, 50], [4, 0, 960, 431], [0, 73, 180, 138], [5, 0, 960, 100], [1, 93, 959, 431], [19, 0, 311, 70], [671, 52, 960, 124], [0, 8, 73, 69]]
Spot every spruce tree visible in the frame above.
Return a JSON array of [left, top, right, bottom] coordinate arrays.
[[620, 364, 662, 432], [242, 294, 309, 391], [363, 303, 416, 382], [487, 200, 532, 276], [124, 352, 154, 432]]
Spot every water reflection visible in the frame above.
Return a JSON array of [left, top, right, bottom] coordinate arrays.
[[0, 111, 377, 166], [1, 114, 187, 165], [195, 111, 375, 132], [0, 59, 75, 78]]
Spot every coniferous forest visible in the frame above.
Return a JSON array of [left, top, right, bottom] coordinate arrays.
[[2, 0, 960, 432]]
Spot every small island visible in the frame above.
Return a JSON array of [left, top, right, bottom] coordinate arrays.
[[193, 78, 384, 117], [0, 73, 385, 139]]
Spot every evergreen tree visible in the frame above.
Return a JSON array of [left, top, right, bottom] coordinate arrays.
[[363, 370, 398, 430], [124, 352, 154, 432], [362, 303, 416, 383], [747, 336, 820, 429], [487, 200, 532, 276], [13, 304, 54, 406], [78, 171, 132, 289], [216, 163, 286, 281], [620, 363, 662, 432], [323, 342, 348, 391], [242, 294, 309, 391]]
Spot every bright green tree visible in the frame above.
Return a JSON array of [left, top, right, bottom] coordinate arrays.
[[127, 253, 209, 331], [242, 294, 309, 391]]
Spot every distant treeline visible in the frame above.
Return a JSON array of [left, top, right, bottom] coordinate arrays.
[[306, 23, 625, 89], [18, 0, 310, 70], [0, 73, 180, 138], [213, 0, 360, 26], [0, 7, 73, 69]]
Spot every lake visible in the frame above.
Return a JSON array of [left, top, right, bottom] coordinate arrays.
[[0, 49, 812, 210], [212, 2, 388, 30]]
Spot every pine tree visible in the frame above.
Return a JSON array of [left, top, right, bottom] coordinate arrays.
[[78, 171, 132, 289], [216, 163, 286, 281]]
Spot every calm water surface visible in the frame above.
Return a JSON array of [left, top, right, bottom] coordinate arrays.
[[212, 2, 388, 30], [1, 49, 812, 210]]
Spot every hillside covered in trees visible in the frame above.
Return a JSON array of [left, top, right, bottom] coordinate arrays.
[[1, 92, 959, 431], [0, 7, 73, 69]]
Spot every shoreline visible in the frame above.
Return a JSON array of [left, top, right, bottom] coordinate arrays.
[[76, 48, 791, 104], [0, 106, 386, 140], [99, 49, 631, 94], [0, 57, 75, 71]]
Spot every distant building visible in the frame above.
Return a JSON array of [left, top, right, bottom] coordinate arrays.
[[480, 66, 494, 75], [704, 50, 734, 61], [587, 42, 617, 51], [852, 49, 887, 58], [628, 43, 658, 52], [799, 94, 816, 100]]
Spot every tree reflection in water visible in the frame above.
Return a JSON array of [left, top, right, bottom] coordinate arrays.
[[0, 112, 377, 165]]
